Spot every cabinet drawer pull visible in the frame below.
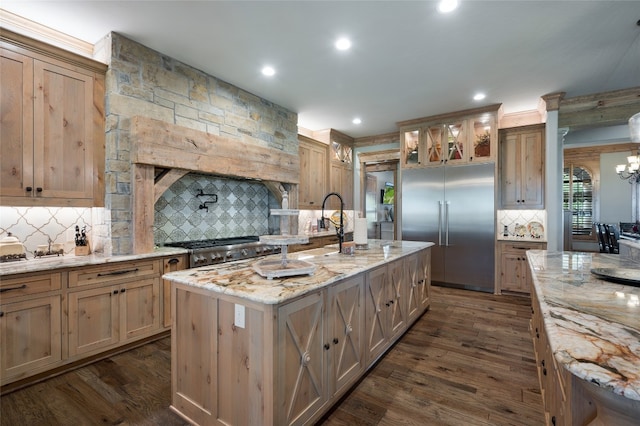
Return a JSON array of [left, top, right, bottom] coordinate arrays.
[[120, 288, 126, 293], [36, 187, 43, 192], [26, 186, 33, 192], [513, 247, 530, 250], [0, 311, 4, 317], [113, 290, 119, 295], [0, 284, 27, 293], [97, 268, 139, 277], [167, 258, 180, 264]]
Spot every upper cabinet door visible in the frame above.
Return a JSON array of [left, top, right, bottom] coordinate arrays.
[[499, 124, 545, 209], [33, 59, 95, 201], [443, 121, 467, 164], [400, 106, 499, 169], [1, 32, 106, 207], [0, 48, 34, 199]]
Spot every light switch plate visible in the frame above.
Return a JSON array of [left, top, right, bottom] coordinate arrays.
[[234, 304, 245, 328]]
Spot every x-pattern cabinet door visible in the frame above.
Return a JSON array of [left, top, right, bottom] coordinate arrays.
[[418, 249, 431, 309], [405, 254, 421, 322], [278, 290, 327, 426], [364, 265, 388, 364], [387, 259, 406, 341], [328, 274, 364, 397]]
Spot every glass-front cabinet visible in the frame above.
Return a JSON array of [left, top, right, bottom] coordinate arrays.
[[400, 105, 499, 169], [332, 140, 352, 165]]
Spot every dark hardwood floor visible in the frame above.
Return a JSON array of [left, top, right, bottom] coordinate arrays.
[[0, 286, 543, 426]]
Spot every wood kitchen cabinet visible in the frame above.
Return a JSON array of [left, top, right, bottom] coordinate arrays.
[[162, 254, 188, 328], [0, 272, 63, 385], [399, 105, 499, 169], [67, 260, 161, 358], [279, 273, 365, 425], [530, 282, 595, 425], [307, 129, 354, 210], [0, 30, 106, 207], [497, 241, 546, 294], [278, 290, 327, 425], [169, 246, 431, 426], [327, 275, 365, 397], [406, 249, 431, 322], [499, 124, 545, 209], [0, 256, 174, 391], [364, 260, 407, 364], [298, 135, 328, 209]]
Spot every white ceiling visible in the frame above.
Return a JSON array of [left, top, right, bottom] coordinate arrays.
[[2, 1, 639, 138]]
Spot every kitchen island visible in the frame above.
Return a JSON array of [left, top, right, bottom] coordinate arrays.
[[164, 240, 432, 426], [526, 250, 640, 426]]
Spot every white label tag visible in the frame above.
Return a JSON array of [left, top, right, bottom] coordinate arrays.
[[234, 304, 245, 328]]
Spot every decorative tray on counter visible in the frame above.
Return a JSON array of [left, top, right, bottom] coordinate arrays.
[[590, 268, 640, 287]]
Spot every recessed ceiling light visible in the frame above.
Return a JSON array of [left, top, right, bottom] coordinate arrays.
[[261, 66, 275, 77], [438, 0, 459, 13], [335, 37, 352, 51], [473, 92, 486, 101], [352, 118, 362, 125]]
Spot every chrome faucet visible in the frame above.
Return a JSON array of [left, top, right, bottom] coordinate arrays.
[[320, 192, 344, 253]]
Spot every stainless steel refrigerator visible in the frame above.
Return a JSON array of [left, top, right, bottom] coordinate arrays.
[[401, 163, 495, 292]]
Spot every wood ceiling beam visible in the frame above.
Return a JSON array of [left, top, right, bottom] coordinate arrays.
[[559, 87, 640, 131]]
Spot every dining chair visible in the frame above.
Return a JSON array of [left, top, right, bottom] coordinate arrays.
[[595, 223, 610, 253], [605, 224, 619, 254]]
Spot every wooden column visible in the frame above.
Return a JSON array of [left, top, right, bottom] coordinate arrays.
[[133, 163, 155, 254]]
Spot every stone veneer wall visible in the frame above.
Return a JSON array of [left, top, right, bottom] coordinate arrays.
[[103, 33, 299, 255]]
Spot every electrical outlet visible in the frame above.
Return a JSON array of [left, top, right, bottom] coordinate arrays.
[[234, 304, 245, 328]]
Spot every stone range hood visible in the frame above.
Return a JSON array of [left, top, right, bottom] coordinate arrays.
[[130, 116, 300, 254]]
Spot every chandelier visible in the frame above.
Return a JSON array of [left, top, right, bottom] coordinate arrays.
[[615, 112, 640, 183]]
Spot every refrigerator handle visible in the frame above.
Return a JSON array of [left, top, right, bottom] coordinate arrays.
[[445, 201, 450, 246], [438, 201, 443, 246]]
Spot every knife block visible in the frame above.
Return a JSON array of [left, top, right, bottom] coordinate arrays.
[[75, 245, 91, 256]]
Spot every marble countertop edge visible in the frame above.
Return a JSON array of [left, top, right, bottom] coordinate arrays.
[[164, 240, 434, 305], [527, 249, 640, 401]]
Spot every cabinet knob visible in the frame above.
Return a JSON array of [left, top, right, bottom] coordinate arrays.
[[333, 338, 339, 345], [120, 288, 126, 293], [0, 311, 4, 317], [36, 187, 43, 192], [113, 290, 119, 295], [324, 343, 330, 351], [26, 186, 33, 192]]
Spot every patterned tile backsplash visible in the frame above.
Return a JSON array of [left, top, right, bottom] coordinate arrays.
[[0, 174, 358, 258], [497, 210, 547, 240], [0, 207, 100, 257], [154, 174, 276, 245]]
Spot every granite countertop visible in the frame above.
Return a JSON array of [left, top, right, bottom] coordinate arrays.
[[0, 247, 188, 276], [526, 250, 640, 401], [164, 240, 433, 305]]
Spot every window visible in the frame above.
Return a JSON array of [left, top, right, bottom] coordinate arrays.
[[563, 166, 593, 236]]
